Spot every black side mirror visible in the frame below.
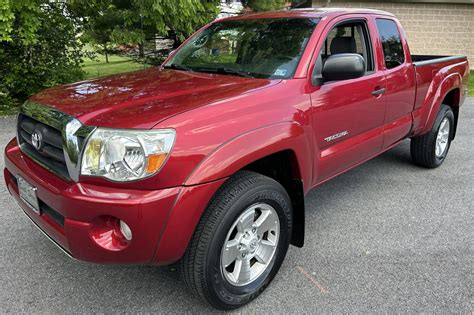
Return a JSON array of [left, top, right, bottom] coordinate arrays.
[[321, 53, 366, 82]]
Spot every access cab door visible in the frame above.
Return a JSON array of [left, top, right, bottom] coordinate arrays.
[[308, 16, 387, 185], [373, 17, 416, 148]]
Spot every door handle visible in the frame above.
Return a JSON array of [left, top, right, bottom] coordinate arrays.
[[371, 88, 386, 96]]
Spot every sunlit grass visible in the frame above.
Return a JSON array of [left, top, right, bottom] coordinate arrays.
[[82, 54, 150, 80]]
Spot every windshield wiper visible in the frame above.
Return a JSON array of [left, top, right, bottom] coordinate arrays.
[[194, 67, 254, 78], [163, 63, 194, 72], [216, 67, 254, 78]]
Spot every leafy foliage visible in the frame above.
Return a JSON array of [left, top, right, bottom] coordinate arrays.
[[241, 0, 289, 12], [0, 0, 41, 44], [240, 0, 312, 12], [69, 0, 220, 61], [0, 1, 86, 111], [0, 0, 310, 113]]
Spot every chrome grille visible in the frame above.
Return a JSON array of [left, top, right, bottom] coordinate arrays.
[[19, 115, 65, 162], [17, 101, 95, 181], [18, 114, 70, 179]]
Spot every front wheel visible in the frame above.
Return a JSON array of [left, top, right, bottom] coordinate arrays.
[[179, 171, 292, 310], [411, 105, 455, 168]]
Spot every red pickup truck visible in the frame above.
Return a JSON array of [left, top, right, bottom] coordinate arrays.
[[3, 8, 470, 309]]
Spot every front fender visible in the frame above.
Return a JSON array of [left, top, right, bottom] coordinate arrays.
[[153, 122, 312, 264], [185, 121, 313, 193]]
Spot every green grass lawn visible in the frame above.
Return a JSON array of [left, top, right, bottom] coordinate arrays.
[[82, 54, 149, 80], [468, 70, 474, 97]]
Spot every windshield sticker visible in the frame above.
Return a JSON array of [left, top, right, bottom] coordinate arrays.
[[274, 69, 288, 76]]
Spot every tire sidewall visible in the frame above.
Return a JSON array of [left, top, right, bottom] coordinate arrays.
[[205, 183, 292, 308], [431, 106, 455, 166]]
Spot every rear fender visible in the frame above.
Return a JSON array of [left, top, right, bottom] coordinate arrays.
[[415, 72, 461, 136]]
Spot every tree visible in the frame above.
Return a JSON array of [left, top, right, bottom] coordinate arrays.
[[0, 0, 86, 111], [70, 0, 220, 60], [241, 0, 289, 12], [71, 1, 126, 63], [240, 0, 312, 12]]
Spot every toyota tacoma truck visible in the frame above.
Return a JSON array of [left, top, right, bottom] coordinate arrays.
[[3, 8, 470, 309]]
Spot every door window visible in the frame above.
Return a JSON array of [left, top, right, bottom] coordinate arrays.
[[375, 19, 405, 69], [313, 20, 375, 83]]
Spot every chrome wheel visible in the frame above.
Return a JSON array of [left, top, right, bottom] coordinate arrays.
[[220, 203, 280, 286], [435, 117, 450, 157]]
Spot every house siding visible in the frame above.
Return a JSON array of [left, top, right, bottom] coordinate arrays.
[[312, 1, 474, 68]]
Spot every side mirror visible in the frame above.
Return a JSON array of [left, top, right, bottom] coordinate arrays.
[[322, 53, 366, 82]]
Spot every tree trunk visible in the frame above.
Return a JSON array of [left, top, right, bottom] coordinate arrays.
[[104, 43, 109, 63], [138, 43, 145, 59], [172, 34, 181, 49]]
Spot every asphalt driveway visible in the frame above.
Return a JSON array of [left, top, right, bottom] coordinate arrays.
[[1, 99, 473, 313]]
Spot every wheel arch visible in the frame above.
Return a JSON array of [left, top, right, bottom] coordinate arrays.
[[184, 121, 312, 247], [417, 73, 462, 136], [155, 122, 312, 264], [240, 150, 306, 247], [441, 88, 461, 139]]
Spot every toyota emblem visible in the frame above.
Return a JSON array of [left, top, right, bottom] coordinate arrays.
[[31, 130, 43, 150]]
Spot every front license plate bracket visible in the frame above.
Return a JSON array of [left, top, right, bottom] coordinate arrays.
[[17, 175, 40, 213]]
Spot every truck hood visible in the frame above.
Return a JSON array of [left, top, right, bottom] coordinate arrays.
[[30, 67, 279, 129]]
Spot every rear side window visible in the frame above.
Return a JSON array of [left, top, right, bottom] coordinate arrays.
[[375, 19, 404, 69]]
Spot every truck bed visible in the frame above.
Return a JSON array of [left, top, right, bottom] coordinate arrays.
[[410, 53, 469, 136], [411, 54, 467, 67]]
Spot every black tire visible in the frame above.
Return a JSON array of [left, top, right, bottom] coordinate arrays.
[[410, 104, 455, 168], [179, 171, 293, 310]]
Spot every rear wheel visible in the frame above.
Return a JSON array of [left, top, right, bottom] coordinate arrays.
[[179, 171, 292, 310], [411, 105, 454, 168]]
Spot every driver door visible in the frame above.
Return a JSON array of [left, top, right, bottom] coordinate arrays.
[[310, 18, 387, 184]]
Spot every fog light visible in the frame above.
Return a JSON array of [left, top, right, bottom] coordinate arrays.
[[119, 220, 133, 241]]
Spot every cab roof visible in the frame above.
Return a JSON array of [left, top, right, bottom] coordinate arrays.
[[220, 7, 395, 21]]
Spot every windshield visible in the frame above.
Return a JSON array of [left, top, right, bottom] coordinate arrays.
[[165, 18, 319, 79]]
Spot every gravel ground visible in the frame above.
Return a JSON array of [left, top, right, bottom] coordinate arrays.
[[0, 99, 473, 313]]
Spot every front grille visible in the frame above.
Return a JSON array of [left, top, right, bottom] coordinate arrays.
[[18, 101, 95, 182], [17, 114, 70, 180]]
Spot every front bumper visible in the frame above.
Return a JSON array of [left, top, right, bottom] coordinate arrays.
[[4, 138, 225, 265]]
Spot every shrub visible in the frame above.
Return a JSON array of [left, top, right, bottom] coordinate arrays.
[[0, 1, 86, 112]]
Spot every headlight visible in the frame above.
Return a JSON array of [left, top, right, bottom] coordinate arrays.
[[81, 128, 175, 182]]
